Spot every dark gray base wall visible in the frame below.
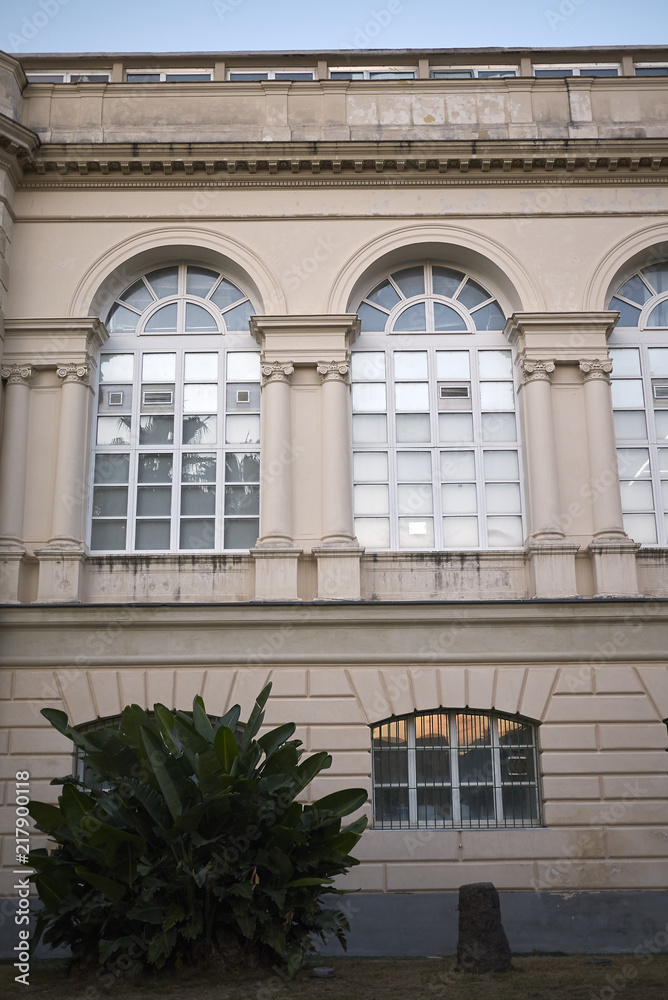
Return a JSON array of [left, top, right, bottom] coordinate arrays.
[[2, 892, 667, 960], [315, 892, 668, 957]]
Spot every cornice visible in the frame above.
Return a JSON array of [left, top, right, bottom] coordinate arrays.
[[0, 112, 40, 184], [19, 139, 668, 187]]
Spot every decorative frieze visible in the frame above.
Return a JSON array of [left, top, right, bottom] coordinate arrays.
[[261, 361, 294, 386], [1, 364, 32, 386]]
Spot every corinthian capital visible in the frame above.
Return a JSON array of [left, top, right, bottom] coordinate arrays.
[[579, 359, 613, 383], [261, 361, 294, 386], [1, 364, 32, 386], [519, 359, 555, 384], [56, 363, 90, 385], [317, 361, 350, 384]]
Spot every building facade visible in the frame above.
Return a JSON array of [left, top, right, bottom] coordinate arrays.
[[0, 45, 667, 955]]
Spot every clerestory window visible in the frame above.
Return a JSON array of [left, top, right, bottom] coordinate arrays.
[[90, 263, 260, 553], [351, 264, 523, 551], [372, 709, 542, 830], [608, 261, 668, 546]]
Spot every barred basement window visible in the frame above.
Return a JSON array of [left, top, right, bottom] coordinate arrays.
[[371, 710, 541, 829]]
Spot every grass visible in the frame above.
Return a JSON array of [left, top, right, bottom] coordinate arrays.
[[2, 954, 667, 1000]]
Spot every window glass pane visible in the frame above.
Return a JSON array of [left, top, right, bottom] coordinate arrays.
[[394, 351, 428, 380], [144, 303, 178, 334], [185, 303, 218, 333], [92, 487, 128, 517], [358, 302, 389, 331], [478, 350, 512, 379], [177, 519, 213, 549], [502, 786, 539, 825], [395, 382, 429, 412], [441, 451, 475, 480], [100, 354, 134, 382], [142, 354, 176, 381], [224, 518, 259, 549], [98, 384, 132, 413], [439, 412, 474, 443], [611, 380, 644, 408], [457, 279, 489, 309], [486, 482, 521, 513], [225, 453, 260, 482], [184, 353, 218, 381], [353, 452, 388, 481], [436, 351, 470, 380], [613, 411, 647, 440], [223, 300, 254, 330], [367, 279, 401, 310], [399, 517, 434, 547], [183, 384, 217, 413], [483, 450, 519, 480], [642, 263, 668, 294], [432, 266, 464, 298], [139, 415, 174, 444], [354, 517, 390, 549], [460, 787, 496, 826], [97, 416, 131, 446], [623, 513, 657, 544], [620, 480, 654, 511], [227, 352, 261, 381], [617, 448, 651, 479], [396, 414, 431, 442], [398, 484, 433, 514], [659, 449, 668, 475], [137, 486, 171, 516], [183, 454, 217, 482], [649, 349, 668, 377], [609, 297, 641, 327], [417, 787, 452, 825], [656, 411, 668, 441], [182, 485, 217, 515], [351, 352, 386, 381], [138, 454, 173, 483], [94, 454, 130, 484], [121, 279, 154, 311], [610, 348, 641, 376], [226, 414, 260, 444], [210, 278, 244, 310], [353, 413, 387, 443], [394, 303, 427, 332], [90, 520, 126, 550], [183, 415, 216, 445], [482, 412, 516, 442], [617, 275, 652, 305], [354, 484, 389, 515], [127, 73, 160, 82], [375, 786, 409, 826], [442, 483, 477, 513], [224, 485, 259, 516], [434, 302, 467, 332], [480, 382, 515, 410], [472, 301, 506, 331], [393, 266, 425, 297], [443, 516, 478, 546], [146, 266, 178, 298], [353, 383, 386, 412], [107, 303, 139, 333], [487, 515, 523, 547], [186, 266, 219, 298], [397, 452, 431, 481], [135, 520, 170, 549]]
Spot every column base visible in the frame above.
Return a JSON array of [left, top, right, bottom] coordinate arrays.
[[34, 547, 86, 603], [312, 545, 363, 600], [588, 539, 641, 598], [0, 546, 26, 603], [526, 541, 580, 598], [251, 547, 302, 601]]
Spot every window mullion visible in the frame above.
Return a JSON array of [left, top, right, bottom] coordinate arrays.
[[407, 717, 417, 826], [491, 716, 504, 827], [450, 712, 461, 828]]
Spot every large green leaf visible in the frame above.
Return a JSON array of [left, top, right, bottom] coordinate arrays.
[[192, 695, 214, 742], [309, 788, 368, 817], [29, 801, 65, 833], [74, 867, 127, 902], [154, 704, 180, 756], [258, 723, 296, 758], [213, 725, 239, 772], [238, 683, 272, 753], [140, 725, 194, 821]]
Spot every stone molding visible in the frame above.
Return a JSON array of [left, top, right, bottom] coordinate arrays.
[[1, 364, 32, 386], [317, 361, 350, 384], [579, 358, 613, 383], [261, 361, 294, 386], [519, 358, 555, 384], [56, 362, 90, 385]]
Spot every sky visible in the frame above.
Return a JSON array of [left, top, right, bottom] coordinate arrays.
[[2, 0, 668, 54]]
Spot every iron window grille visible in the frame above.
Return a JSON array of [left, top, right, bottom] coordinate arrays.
[[372, 709, 542, 830]]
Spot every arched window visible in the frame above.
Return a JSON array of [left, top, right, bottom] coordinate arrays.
[[371, 709, 541, 830], [608, 261, 668, 546], [91, 263, 261, 553], [351, 263, 523, 550]]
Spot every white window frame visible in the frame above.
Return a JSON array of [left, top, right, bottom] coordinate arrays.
[[227, 69, 315, 81], [533, 64, 620, 77], [634, 64, 668, 75], [125, 70, 213, 82], [430, 67, 518, 79], [329, 67, 417, 80], [26, 71, 110, 83]]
